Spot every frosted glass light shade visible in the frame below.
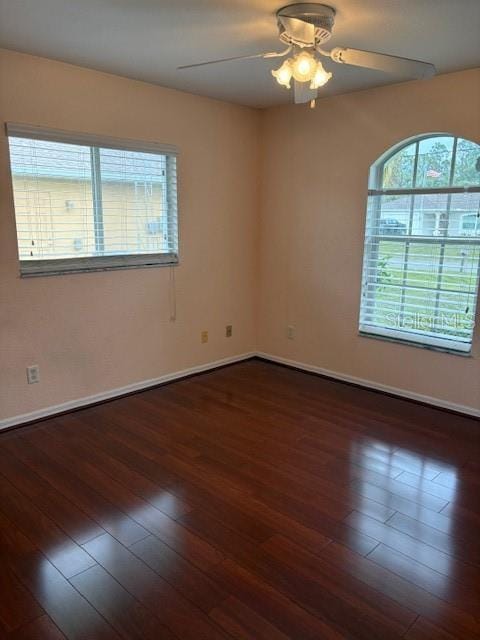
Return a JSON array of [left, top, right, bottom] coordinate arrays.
[[271, 60, 293, 89], [310, 61, 332, 89]]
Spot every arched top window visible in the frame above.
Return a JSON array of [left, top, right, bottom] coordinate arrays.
[[359, 134, 480, 354], [371, 134, 480, 191]]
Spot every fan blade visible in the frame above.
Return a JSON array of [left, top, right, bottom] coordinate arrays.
[[177, 47, 291, 70], [330, 47, 436, 79], [278, 16, 315, 46], [293, 80, 317, 104]]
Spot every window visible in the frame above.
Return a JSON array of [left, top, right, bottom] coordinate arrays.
[[359, 134, 480, 354], [7, 123, 178, 276]]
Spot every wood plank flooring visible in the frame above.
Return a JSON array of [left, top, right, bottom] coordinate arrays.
[[0, 359, 479, 639]]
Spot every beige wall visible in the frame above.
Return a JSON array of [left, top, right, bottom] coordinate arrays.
[[0, 48, 260, 421], [1, 48, 479, 423], [258, 68, 480, 411]]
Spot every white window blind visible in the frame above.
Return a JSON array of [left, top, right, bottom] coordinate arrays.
[[6, 123, 178, 276], [359, 135, 480, 354]]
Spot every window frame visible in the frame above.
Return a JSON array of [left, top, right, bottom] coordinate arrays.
[[6, 123, 179, 277], [359, 133, 480, 355]]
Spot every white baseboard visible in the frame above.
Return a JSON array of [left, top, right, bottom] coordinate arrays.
[[257, 352, 480, 419], [0, 352, 255, 431], [2, 350, 478, 430]]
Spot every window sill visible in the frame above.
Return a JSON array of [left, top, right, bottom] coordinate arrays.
[[19, 253, 179, 278], [358, 330, 473, 357]]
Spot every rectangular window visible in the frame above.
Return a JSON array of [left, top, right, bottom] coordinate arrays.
[[359, 191, 480, 354], [7, 123, 178, 276]]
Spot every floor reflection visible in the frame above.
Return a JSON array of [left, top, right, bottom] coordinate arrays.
[[347, 440, 459, 592]]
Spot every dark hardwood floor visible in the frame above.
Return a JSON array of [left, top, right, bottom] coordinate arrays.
[[1, 359, 479, 639]]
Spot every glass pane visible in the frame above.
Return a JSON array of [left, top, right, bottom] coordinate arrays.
[[367, 194, 411, 235], [441, 244, 480, 293], [370, 283, 402, 329], [434, 291, 475, 338], [381, 142, 416, 189], [459, 214, 480, 235], [411, 193, 449, 236], [415, 136, 454, 188], [404, 242, 441, 290], [376, 240, 407, 288], [370, 192, 480, 239], [377, 242, 442, 329], [99, 148, 169, 256], [9, 138, 95, 260], [446, 192, 480, 237], [361, 236, 479, 344], [453, 138, 480, 187]]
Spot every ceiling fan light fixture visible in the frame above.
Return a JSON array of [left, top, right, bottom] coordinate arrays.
[[310, 60, 332, 89], [179, 3, 436, 106], [291, 51, 317, 82], [272, 59, 293, 89]]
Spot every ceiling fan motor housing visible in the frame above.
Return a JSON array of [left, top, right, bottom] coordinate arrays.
[[277, 3, 336, 47]]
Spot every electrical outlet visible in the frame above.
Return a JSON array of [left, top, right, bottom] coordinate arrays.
[[201, 330, 208, 344], [226, 325, 233, 338], [26, 364, 40, 384], [287, 325, 295, 340]]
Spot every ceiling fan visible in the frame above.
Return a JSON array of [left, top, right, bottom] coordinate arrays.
[[178, 3, 436, 107]]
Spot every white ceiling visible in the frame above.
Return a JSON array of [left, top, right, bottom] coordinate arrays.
[[1, 0, 479, 108]]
